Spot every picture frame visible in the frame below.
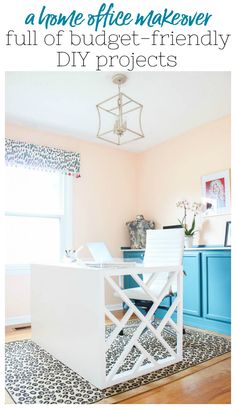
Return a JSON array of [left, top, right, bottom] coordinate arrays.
[[224, 221, 231, 247], [201, 170, 231, 216]]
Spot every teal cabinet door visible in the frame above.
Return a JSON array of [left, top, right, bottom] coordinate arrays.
[[202, 251, 231, 323], [183, 252, 202, 317]]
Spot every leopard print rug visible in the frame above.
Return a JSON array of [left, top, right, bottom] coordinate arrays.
[[5, 322, 230, 404]]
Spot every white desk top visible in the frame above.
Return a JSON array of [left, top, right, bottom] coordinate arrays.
[[31, 261, 183, 276], [121, 247, 231, 252]]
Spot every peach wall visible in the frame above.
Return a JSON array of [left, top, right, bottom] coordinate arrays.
[[5, 274, 31, 319], [7, 117, 230, 249], [5, 123, 138, 307], [136, 116, 231, 245], [5, 116, 231, 323], [5, 123, 138, 257]]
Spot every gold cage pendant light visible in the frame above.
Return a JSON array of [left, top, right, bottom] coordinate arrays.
[[96, 74, 144, 146]]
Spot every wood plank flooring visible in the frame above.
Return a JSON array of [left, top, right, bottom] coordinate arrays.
[[5, 313, 231, 404], [112, 358, 231, 404]]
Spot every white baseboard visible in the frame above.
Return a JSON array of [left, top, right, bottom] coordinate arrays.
[[6, 306, 123, 327], [106, 303, 123, 312], [5, 315, 31, 327]]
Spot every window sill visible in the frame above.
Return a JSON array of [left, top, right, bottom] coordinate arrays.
[[5, 264, 31, 276]]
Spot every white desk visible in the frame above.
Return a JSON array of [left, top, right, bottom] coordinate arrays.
[[31, 262, 183, 389]]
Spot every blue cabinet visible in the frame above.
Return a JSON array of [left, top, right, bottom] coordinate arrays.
[[121, 247, 231, 335]]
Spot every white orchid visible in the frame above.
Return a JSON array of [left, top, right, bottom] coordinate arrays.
[[176, 200, 203, 237]]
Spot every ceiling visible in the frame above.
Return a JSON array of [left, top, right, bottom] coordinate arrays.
[[5, 71, 230, 152]]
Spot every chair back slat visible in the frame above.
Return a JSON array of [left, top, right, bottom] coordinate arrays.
[[144, 228, 185, 267]]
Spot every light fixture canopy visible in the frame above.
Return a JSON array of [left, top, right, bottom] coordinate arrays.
[[96, 74, 144, 145]]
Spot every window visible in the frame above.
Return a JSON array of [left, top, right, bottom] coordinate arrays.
[[5, 166, 72, 264]]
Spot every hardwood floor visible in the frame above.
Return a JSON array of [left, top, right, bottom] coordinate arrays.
[[5, 314, 231, 404], [113, 358, 231, 404]]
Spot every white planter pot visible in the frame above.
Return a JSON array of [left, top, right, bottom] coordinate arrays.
[[184, 236, 193, 248]]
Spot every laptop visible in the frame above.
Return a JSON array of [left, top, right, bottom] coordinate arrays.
[[85, 242, 136, 268], [87, 242, 113, 262]]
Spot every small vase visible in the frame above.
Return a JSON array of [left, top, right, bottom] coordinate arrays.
[[184, 236, 193, 248]]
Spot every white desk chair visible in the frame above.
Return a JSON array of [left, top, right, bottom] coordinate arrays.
[[122, 228, 185, 333]]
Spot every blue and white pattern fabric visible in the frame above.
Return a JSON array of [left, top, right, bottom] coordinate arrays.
[[5, 138, 81, 178]]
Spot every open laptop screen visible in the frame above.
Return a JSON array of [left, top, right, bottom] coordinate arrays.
[[87, 242, 113, 262]]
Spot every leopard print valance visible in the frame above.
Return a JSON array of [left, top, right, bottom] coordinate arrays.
[[5, 138, 80, 178]]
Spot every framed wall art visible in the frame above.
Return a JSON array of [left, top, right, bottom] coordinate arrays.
[[201, 170, 231, 216]]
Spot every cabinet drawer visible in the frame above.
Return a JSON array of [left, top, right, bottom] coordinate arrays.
[[123, 251, 144, 263]]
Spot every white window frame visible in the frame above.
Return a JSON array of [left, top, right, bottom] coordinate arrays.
[[61, 175, 73, 257], [5, 173, 73, 263]]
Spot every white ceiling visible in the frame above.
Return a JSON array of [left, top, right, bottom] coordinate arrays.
[[5, 71, 230, 152]]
